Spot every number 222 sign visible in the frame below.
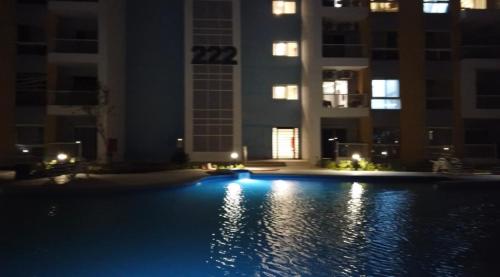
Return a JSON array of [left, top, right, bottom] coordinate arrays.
[[191, 46, 238, 65]]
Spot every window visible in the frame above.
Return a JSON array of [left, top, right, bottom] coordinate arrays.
[[425, 32, 451, 61], [272, 1, 296, 15], [323, 0, 364, 7], [371, 80, 401, 110], [423, 0, 449, 13], [461, 0, 486, 9], [476, 69, 500, 109], [273, 85, 299, 100], [273, 41, 298, 57], [370, 0, 399, 12], [426, 79, 452, 110]]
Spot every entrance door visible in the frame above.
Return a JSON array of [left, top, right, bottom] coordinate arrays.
[[321, 128, 347, 159], [272, 128, 299, 159], [75, 126, 97, 160]]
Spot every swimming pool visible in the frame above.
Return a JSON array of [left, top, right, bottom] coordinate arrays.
[[1, 175, 500, 276]]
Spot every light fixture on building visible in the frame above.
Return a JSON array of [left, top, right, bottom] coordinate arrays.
[[381, 151, 388, 156], [443, 147, 450, 151], [57, 153, 68, 161], [328, 137, 338, 142], [22, 149, 29, 153], [230, 152, 239, 160], [177, 138, 183, 142], [75, 141, 81, 144], [351, 153, 361, 161]]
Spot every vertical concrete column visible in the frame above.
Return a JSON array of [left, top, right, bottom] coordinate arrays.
[[450, 0, 464, 157], [0, 0, 16, 166], [301, 0, 322, 164], [398, 1, 426, 167]]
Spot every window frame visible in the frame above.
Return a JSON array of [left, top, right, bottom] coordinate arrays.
[[371, 79, 401, 110], [273, 84, 299, 100], [272, 41, 299, 57]]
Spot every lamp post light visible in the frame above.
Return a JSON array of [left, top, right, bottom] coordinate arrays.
[[351, 153, 361, 171]]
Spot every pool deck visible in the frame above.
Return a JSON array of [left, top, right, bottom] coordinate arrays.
[[1, 167, 499, 195]]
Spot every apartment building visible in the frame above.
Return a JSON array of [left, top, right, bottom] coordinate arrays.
[[1, 0, 499, 167]]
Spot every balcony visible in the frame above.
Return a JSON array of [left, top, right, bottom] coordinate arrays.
[[321, 93, 370, 117], [16, 90, 47, 106], [462, 45, 500, 59], [47, 90, 99, 116], [322, 44, 369, 68], [48, 0, 98, 16], [48, 38, 98, 63], [321, 0, 369, 21]]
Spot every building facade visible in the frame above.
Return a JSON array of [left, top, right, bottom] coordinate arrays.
[[1, 0, 500, 167]]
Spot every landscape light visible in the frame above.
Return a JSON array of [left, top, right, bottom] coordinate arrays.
[[381, 151, 388, 156], [22, 149, 29, 153], [230, 152, 239, 160], [57, 153, 68, 161], [351, 153, 361, 161], [443, 147, 450, 151]]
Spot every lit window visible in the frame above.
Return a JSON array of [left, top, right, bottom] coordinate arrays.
[[461, 0, 486, 9], [423, 0, 449, 13], [272, 1, 296, 15], [371, 80, 401, 110], [273, 127, 299, 159], [273, 41, 298, 57], [370, 0, 399, 12], [273, 85, 299, 100]]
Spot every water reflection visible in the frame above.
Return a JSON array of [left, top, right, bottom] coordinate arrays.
[[209, 182, 246, 270]]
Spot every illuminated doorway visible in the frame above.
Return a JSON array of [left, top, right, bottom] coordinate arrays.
[[272, 127, 299, 159]]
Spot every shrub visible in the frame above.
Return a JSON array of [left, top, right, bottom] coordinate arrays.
[[323, 159, 392, 171]]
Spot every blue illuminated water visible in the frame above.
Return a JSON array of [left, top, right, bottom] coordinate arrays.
[[1, 176, 500, 276]]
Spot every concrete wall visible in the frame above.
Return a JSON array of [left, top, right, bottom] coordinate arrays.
[[0, 0, 16, 166], [125, 0, 184, 161], [241, 0, 302, 160]]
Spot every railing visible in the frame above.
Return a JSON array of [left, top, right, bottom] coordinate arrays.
[[425, 49, 451, 61], [323, 44, 366, 58], [323, 93, 369, 108], [53, 38, 98, 54], [17, 42, 47, 55], [16, 90, 47, 106], [322, 0, 367, 7], [464, 144, 498, 159], [477, 94, 500, 109], [51, 90, 99, 106], [372, 47, 398, 60], [425, 145, 454, 160], [462, 45, 500, 59], [336, 143, 370, 159], [372, 144, 400, 160], [426, 97, 453, 110]]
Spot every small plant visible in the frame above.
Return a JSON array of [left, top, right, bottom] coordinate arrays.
[[323, 159, 391, 171]]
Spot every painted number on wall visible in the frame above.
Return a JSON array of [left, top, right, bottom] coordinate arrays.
[[191, 46, 238, 65]]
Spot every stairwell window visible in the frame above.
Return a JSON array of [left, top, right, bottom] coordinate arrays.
[[272, 1, 296, 15], [423, 0, 449, 13], [273, 41, 298, 57], [371, 80, 401, 110], [370, 0, 399, 12], [273, 85, 299, 100]]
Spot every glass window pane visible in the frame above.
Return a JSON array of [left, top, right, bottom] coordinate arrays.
[[323, 82, 335, 94], [371, 99, 401, 110], [273, 42, 286, 56], [283, 2, 296, 13], [386, 80, 400, 97], [273, 86, 286, 99], [372, 80, 386, 97], [335, 80, 348, 94], [286, 85, 299, 100], [287, 42, 298, 56]]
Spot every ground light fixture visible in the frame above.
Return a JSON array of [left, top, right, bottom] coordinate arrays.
[[351, 153, 361, 161], [57, 153, 68, 161], [230, 152, 239, 160]]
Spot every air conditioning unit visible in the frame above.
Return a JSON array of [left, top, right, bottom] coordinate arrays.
[[337, 70, 354, 79], [323, 70, 337, 81]]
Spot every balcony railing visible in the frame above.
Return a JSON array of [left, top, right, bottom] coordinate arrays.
[[17, 42, 47, 55], [372, 47, 398, 60], [51, 90, 98, 106], [464, 144, 498, 159], [323, 44, 365, 58], [16, 90, 47, 106], [372, 144, 400, 160], [337, 143, 370, 159], [322, 0, 366, 7], [53, 38, 98, 54], [425, 49, 451, 61], [323, 93, 369, 108], [477, 94, 500, 109], [462, 45, 500, 59]]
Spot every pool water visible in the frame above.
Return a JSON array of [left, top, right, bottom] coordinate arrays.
[[1, 176, 500, 276]]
